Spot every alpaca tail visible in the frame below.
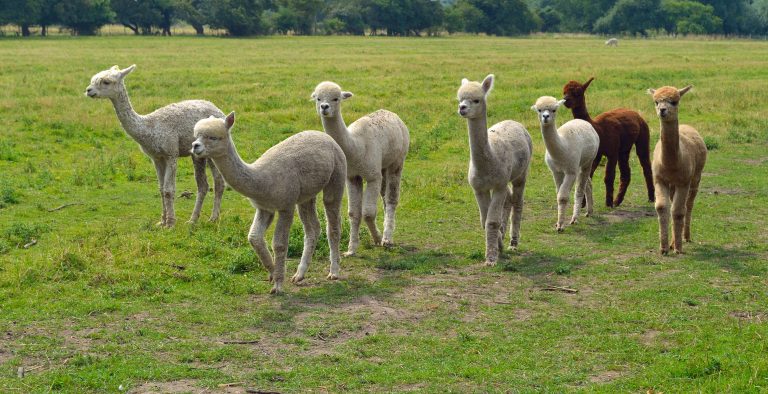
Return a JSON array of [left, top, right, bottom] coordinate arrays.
[[635, 120, 655, 202]]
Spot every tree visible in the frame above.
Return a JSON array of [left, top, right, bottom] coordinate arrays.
[[55, 0, 114, 35], [175, 0, 211, 35], [661, 0, 722, 35], [208, 0, 268, 36], [111, 0, 162, 35], [278, 0, 323, 35], [593, 0, 662, 35], [538, 6, 562, 32], [0, 0, 42, 36], [324, 0, 366, 35], [468, 0, 539, 36], [444, 0, 484, 34]]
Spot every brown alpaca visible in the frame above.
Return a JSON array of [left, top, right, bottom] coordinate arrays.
[[563, 77, 654, 207], [647, 85, 706, 255]]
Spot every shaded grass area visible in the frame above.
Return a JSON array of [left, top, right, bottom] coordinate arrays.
[[1, 36, 767, 392]]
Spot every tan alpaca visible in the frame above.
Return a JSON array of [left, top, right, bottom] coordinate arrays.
[[647, 86, 707, 255]]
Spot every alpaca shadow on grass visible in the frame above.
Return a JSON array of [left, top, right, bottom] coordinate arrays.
[[582, 206, 656, 243], [497, 250, 586, 280], [686, 245, 765, 276]]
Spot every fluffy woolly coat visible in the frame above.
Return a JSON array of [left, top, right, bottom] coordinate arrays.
[[563, 77, 654, 207]]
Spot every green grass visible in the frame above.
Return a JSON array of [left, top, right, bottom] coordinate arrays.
[[1, 35, 767, 392]]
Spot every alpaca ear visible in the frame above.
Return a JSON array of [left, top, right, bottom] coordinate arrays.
[[110, 65, 120, 71], [119, 64, 136, 79], [461, 78, 469, 86], [678, 85, 693, 96], [646, 88, 656, 96], [225, 111, 235, 130], [583, 77, 594, 91], [482, 74, 494, 95], [342, 91, 353, 100], [530, 105, 538, 112], [556, 99, 566, 108], [310, 91, 317, 101]]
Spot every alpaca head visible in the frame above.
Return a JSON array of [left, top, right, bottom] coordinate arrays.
[[311, 81, 352, 118], [85, 65, 135, 99], [647, 85, 692, 120], [562, 77, 593, 109], [192, 112, 234, 159], [457, 74, 493, 119], [531, 96, 566, 126]]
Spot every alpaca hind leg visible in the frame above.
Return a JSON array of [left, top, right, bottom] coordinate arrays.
[[162, 159, 178, 227], [570, 170, 588, 224], [499, 186, 513, 250], [188, 156, 209, 224], [603, 155, 618, 208], [382, 166, 403, 247], [684, 176, 701, 242], [614, 150, 632, 207], [670, 184, 689, 254], [248, 209, 275, 282], [484, 189, 507, 265], [323, 179, 344, 280], [152, 158, 167, 226], [654, 183, 671, 255], [362, 177, 383, 246], [635, 130, 655, 202], [557, 174, 577, 232], [270, 209, 295, 294], [292, 198, 320, 284], [583, 153, 602, 208], [509, 181, 526, 250], [208, 159, 225, 222], [344, 176, 363, 257]]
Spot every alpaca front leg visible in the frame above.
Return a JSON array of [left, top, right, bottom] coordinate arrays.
[[270, 209, 295, 294], [499, 187, 513, 250], [684, 177, 701, 242], [208, 160, 225, 222], [382, 166, 403, 247], [571, 169, 591, 224], [670, 184, 690, 254], [473, 189, 491, 231], [509, 182, 526, 250], [654, 183, 671, 255], [323, 189, 343, 280], [614, 150, 632, 207], [292, 199, 320, 284], [248, 209, 275, 282], [345, 176, 363, 257], [362, 177, 383, 246], [604, 155, 618, 208], [162, 159, 178, 227], [483, 189, 507, 266], [188, 156, 209, 224], [557, 174, 577, 232], [152, 158, 168, 226]]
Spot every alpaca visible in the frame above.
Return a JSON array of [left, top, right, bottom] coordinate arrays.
[[311, 81, 410, 256], [532, 96, 599, 232], [605, 38, 618, 47], [85, 65, 224, 227], [563, 77, 654, 207], [647, 85, 706, 255], [458, 75, 532, 265], [192, 112, 346, 294]]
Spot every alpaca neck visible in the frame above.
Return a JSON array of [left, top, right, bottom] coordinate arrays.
[[540, 120, 568, 159], [109, 86, 145, 138], [466, 112, 495, 170], [659, 118, 681, 167], [571, 100, 593, 123], [321, 112, 360, 156], [212, 139, 268, 201]]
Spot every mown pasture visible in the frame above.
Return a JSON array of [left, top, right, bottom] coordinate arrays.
[[0, 35, 767, 392]]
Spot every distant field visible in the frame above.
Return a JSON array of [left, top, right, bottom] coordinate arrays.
[[1, 36, 767, 392]]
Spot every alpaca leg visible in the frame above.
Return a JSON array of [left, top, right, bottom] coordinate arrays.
[[584, 173, 594, 217], [684, 176, 701, 242], [484, 188, 507, 266], [635, 131, 655, 202], [162, 159, 178, 227], [248, 209, 275, 282], [362, 176, 383, 246], [344, 176, 363, 257], [188, 156, 209, 224], [670, 184, 690, 254], [292, 198, 320, 284], [499, 187, 513, 250], [570, 169, 590, 224], [382, 166, 403, 247], [152, 158, 167, 226], [557, 174, 577, 232], [473, 189, 491, 231], [323, 181, 344, 280], [583, 153, 602, 208], [270, 209, 295, 294], [614, 150, 632, 207], [509, 181, 526, 250], [208, 160, 225, 222], [604, 155, 618, 208], [654, 182, 671, 255]]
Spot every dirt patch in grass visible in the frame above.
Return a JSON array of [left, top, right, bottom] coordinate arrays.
[[738, 157, 768, 166], [588, 369, 622, 383], [130, 379, 246, 393], [703, 187, 747, 196], [729, 311, 766, 323], [602, 209, 655, 223]]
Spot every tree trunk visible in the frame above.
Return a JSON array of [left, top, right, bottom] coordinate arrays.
[[41, 25, 47, 36], [21, 24, 31, 37], [122, 23, 139, 35], [192, 23, 204, 35]]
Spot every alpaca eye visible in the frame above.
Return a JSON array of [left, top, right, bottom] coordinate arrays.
[[333, 98, 338, 102], [103, 80, 111, 85], [473, 100, 479, 104], [670, 101, 678, 106], [316, 98, 320, 101]]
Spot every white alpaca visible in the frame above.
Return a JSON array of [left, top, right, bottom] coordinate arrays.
[[531, 96, 599, 232], [311, 81, 410, 256], [458, 75, 532, 265], [192, 112, 346, 294], [85, 65, 224, 227], [605, 37, 618, 47]]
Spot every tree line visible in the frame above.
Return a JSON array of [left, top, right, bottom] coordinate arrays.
[[2, 0, 768, 37]]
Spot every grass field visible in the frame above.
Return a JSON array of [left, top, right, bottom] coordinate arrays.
[[1, 35, 767, 393]]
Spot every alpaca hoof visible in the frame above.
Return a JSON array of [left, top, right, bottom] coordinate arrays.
[[659, 248, 669, 256], [556, 226, 564, 233], [673, 248, 683, 255], [342, 251, 356, 258], [290, 274, 304, 284], [585, 211, 592, 217], [155, 220, 164, 227], [484, 260, 497, 267], [208, 215, 220, 222], [269, 286, 282, 295], [164, 220, 176, 228], [327, 273, 339, 280], [382, 239, 394, 248], [506, 245, 518, 252], [570, 218, 578, 225]]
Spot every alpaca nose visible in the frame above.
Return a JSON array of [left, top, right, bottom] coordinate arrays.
[[659, 108, 668, 116], [321, 103, 330, 110], [459, 104, 467, 111], [192, 141, 201, 150], [543, 113, 550, 120]]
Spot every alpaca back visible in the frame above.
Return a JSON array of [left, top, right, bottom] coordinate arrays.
[[488, 120, 532, 182], [144, 99, 224, 157], [593, 108, 649, 144], [347, 109, 409, 170], [559, 119, 600, 167]]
